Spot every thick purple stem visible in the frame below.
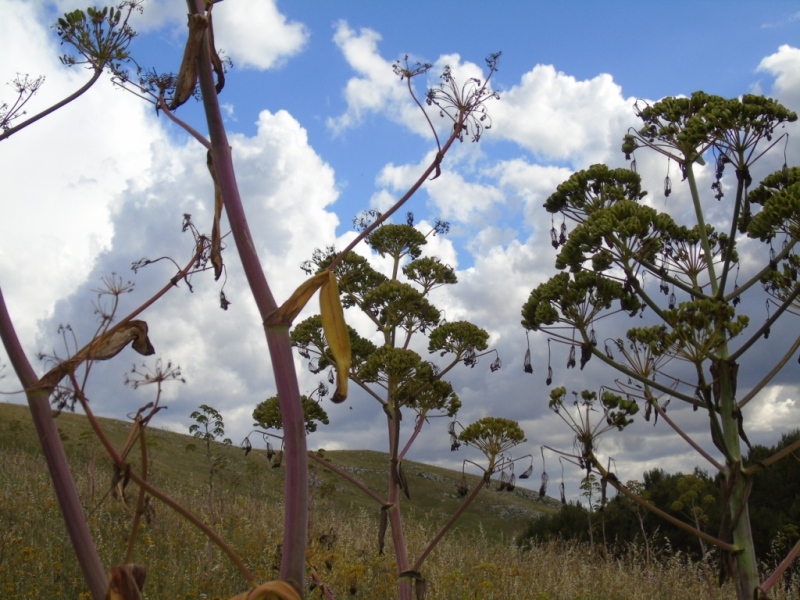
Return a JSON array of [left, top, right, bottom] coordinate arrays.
[[0, 287, 108, 599], [188, 1, 308, 589]]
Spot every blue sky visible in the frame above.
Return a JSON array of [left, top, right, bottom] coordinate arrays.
[[2, 0, 800, 500]]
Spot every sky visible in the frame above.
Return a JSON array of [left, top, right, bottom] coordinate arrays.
[[1, 0, 800, 504]]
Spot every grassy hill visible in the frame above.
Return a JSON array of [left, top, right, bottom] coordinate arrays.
[[0, 402, 760, 599], [0, 402, 558, 539]]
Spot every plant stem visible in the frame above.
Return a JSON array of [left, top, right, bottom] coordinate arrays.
[[76, 385, 256, 586], [0, 286, 108, 599], [0, 69, 103, 143], [307, 451, 388, 506], [188, 1, 308, 589], [412, 476, 486, 571]]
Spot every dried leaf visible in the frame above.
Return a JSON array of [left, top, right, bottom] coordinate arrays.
[[205, 9, 225, 94], [378, 506, 388, 555], [170, 14, 207, 110], [270, 271, 351, 402], [105, 564, 146, 600], [319, 271, 351, 403], [397, 461, 411, 500], [39, 321, 155, 388], [227, 580, 302, 600], [270, 273, 328, 325], [206, 150, 224, 280]]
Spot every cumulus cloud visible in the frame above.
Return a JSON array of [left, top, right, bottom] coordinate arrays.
[[4, 1, 800, 505], [757, 45, 800, 117], [212, 0, 308, 70], [0, 0, 168, 343], [29, 108, 343, 442], [326, 21, 423, 135]]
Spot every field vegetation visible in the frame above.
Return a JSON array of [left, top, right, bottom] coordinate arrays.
[[2, 403, 798, 599]]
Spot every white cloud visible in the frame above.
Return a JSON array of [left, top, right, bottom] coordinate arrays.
[[0, 0, 168, 343], [491, 64, 633, 167], [745, 385, 800, 434], [757, 45, 800, 113], [327, 21, 422, 136], [212, 0, 308, 70]]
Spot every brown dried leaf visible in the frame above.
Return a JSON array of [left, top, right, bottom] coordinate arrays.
[[319, 272, 350, 403], [378, 505, 388, 555], [39, 321, 155, 388], [227, 580, 301, 600], [206, 150, 224, 280], [105, 564, 146, 600], [397, 461, 410, 500], [170, 14, 208, 110]]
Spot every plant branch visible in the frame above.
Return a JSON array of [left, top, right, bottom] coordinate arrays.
[[307, 451, 388, 506], [75, 384, 256, 586], [0, 68, 103, 143], [157, 95, 211, 149], [124, 420, 147, 564], [759, 538, 800, 596], [743, 439, 800, 475], [737, 333, 800, 410], [592, 456, 739, 554], [0, 285, 108, 599], [328, 118, 464, 271], [649, 395, 724, 471], [729, 285, 800, 362], [411, 476, 487, 572]]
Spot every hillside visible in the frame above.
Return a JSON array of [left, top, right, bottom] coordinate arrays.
[[0, 402, 764, 598], [0, 402, 558, 543]]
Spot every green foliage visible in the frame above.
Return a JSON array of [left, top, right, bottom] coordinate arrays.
[[188, 404, 232, 470], [521, 91, 800, 598], [55, 2, 142, 73], [458, 417, 526, 469], [252, 395, 330, 434]]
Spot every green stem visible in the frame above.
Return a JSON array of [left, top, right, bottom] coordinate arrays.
[[715, 358, 759, 598], [684, 162, 719, 295]]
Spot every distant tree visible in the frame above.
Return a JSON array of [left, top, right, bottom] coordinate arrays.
[[252, 393, 330, 435], [522, 92, 799, 599], [187, 404, 232, 525]]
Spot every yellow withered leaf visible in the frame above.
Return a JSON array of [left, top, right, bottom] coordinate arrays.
[[269, 271, 351, 402], [228, 580, 301, 600], [319, 271, 351, 403], [105, 564, 146, 600], [271, 272, 328, 325], [206, 150, 224, 281]]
